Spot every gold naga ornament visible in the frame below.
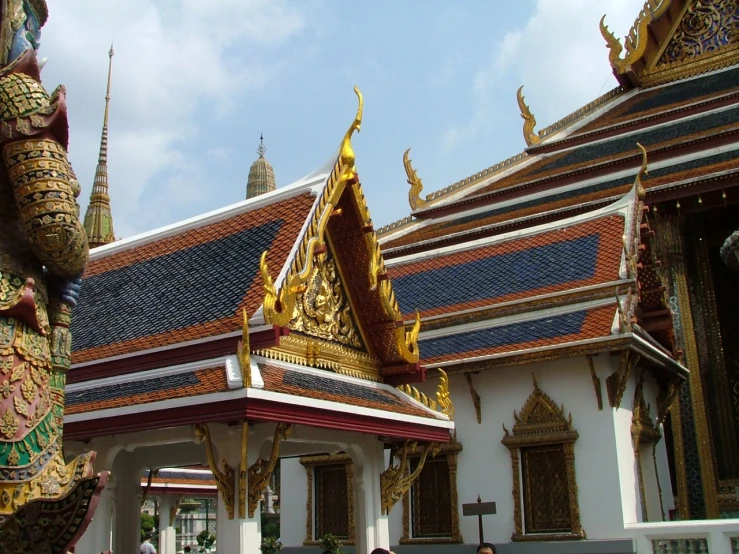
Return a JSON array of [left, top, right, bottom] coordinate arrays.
[[380, 440, 440, 514], [404, 148, 428, 211], [516, 86, 541, 147], [396, 367, 455, 420]]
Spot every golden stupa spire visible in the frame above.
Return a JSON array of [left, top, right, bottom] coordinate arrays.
[[83, 44, 116, 248]]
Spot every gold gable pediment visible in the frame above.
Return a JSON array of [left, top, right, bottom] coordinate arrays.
[[649, 0, 739, 80], [290, 246, 365, 352]]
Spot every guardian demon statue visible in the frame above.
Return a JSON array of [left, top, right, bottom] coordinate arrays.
[[0, 1, 107, 551]]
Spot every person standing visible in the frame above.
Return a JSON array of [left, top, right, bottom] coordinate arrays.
[[140, 532, 157, 554]]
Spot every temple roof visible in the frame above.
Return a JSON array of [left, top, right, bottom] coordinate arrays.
[[63, 353, 453, 443], [72, 182, 319, 365], [67, 88, 450, 443], [380, 65, 739, 254], [386, 185, 684, 375]]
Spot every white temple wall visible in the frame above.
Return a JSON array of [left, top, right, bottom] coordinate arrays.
[[387, 355, 628, 544], [281, 457, 309, 547], [277, 353, 677, 547]]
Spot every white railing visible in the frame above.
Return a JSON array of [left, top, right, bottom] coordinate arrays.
[[625, 519, 739, 553]]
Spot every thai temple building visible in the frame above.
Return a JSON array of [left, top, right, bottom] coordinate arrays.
[[246, 135, 277, 199], [48, 0, 739, 553]]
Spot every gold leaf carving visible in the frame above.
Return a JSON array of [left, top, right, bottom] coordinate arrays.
[[293, 253, 362, 349]]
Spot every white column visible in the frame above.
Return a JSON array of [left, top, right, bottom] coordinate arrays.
[[114, 466, 143, 554], [74, 474, 116, 553], [350, 438, 390, 554], [211, 424, 263, 554], [157, 496, 177, 554]]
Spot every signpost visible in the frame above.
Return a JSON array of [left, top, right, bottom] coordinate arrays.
[[462, 495, 496, 544]]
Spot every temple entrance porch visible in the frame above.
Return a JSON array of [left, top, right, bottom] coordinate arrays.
[[68, 418, 433, 554]]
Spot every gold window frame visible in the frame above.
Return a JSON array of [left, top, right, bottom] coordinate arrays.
[[299, 453, 355, 546], [400, 441, 463, 545], [501, 376, 585, 541]]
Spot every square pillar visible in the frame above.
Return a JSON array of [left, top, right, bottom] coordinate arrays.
[[157, 496, 177, 554], [114, 467, 143, 554], [350, 438, 390, 554], [211, 425, 263, 554], [74, 475, 116, 553]]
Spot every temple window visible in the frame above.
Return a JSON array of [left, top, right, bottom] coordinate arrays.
[[502, 375, 585, 541], [299, 454, 355, 545], [401, 442, 463, 544]]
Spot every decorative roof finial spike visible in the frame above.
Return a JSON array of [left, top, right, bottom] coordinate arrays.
[[516, 86, 541, 147], [404, 148, 428, 211], [257, 134, 266, 158], [83, 46, 116, 248], [339, 86, 363, 182], [600, 15, 624, 66]]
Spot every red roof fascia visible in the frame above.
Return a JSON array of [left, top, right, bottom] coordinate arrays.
[[65, 396, 451, 443]]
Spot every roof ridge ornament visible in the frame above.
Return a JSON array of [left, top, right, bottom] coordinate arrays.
[[516, 86, 541, 147], [600, 0, 673, 75], [339, 86, 363, 182], [404, 148, 428, 211]]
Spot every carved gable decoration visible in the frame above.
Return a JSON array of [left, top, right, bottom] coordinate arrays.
[[657, 0, 739, 68], [503, 375, 578, 446], [291, 246, 365, 351]]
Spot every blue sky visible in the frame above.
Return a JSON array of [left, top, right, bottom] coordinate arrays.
[[40, 0, 646, 239]]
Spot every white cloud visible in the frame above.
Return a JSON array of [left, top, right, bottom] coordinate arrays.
[[444, 0, 645, 151], [39, 0, 318, 238]]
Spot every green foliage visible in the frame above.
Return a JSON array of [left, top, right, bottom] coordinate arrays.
[[319, 533, 347, 554], [260, 535, 283, 553], [261, 512, 281, 539], [140, 512, 155, 542], [196, 529, 216, 549]]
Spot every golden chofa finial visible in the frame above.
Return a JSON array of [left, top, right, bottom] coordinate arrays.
[[403, 148, 428, 211], [339, 86, 364, 182], [635, 142, 648, 200], [600, 15, 625, 67], [516, 86, 541, 147]]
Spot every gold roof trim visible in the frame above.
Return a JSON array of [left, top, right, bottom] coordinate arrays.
[[516, 86, 541, 147], [601, 0, 674, 74]]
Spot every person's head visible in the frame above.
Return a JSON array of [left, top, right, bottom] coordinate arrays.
[[184, 547, 191, 553], [143, 532, 153, 542], [477, 543, 496, 554], [370, 549, 391, 554]]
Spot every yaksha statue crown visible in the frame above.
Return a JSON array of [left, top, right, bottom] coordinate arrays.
[[0, 1, 107, 552]]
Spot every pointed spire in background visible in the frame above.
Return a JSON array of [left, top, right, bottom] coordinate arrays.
[[83, 45, 116, 248], [246, 134, 276, 199]]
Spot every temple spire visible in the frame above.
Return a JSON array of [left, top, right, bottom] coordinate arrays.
[[246, 134, 276, 199], [83, 45, 116, 248]]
